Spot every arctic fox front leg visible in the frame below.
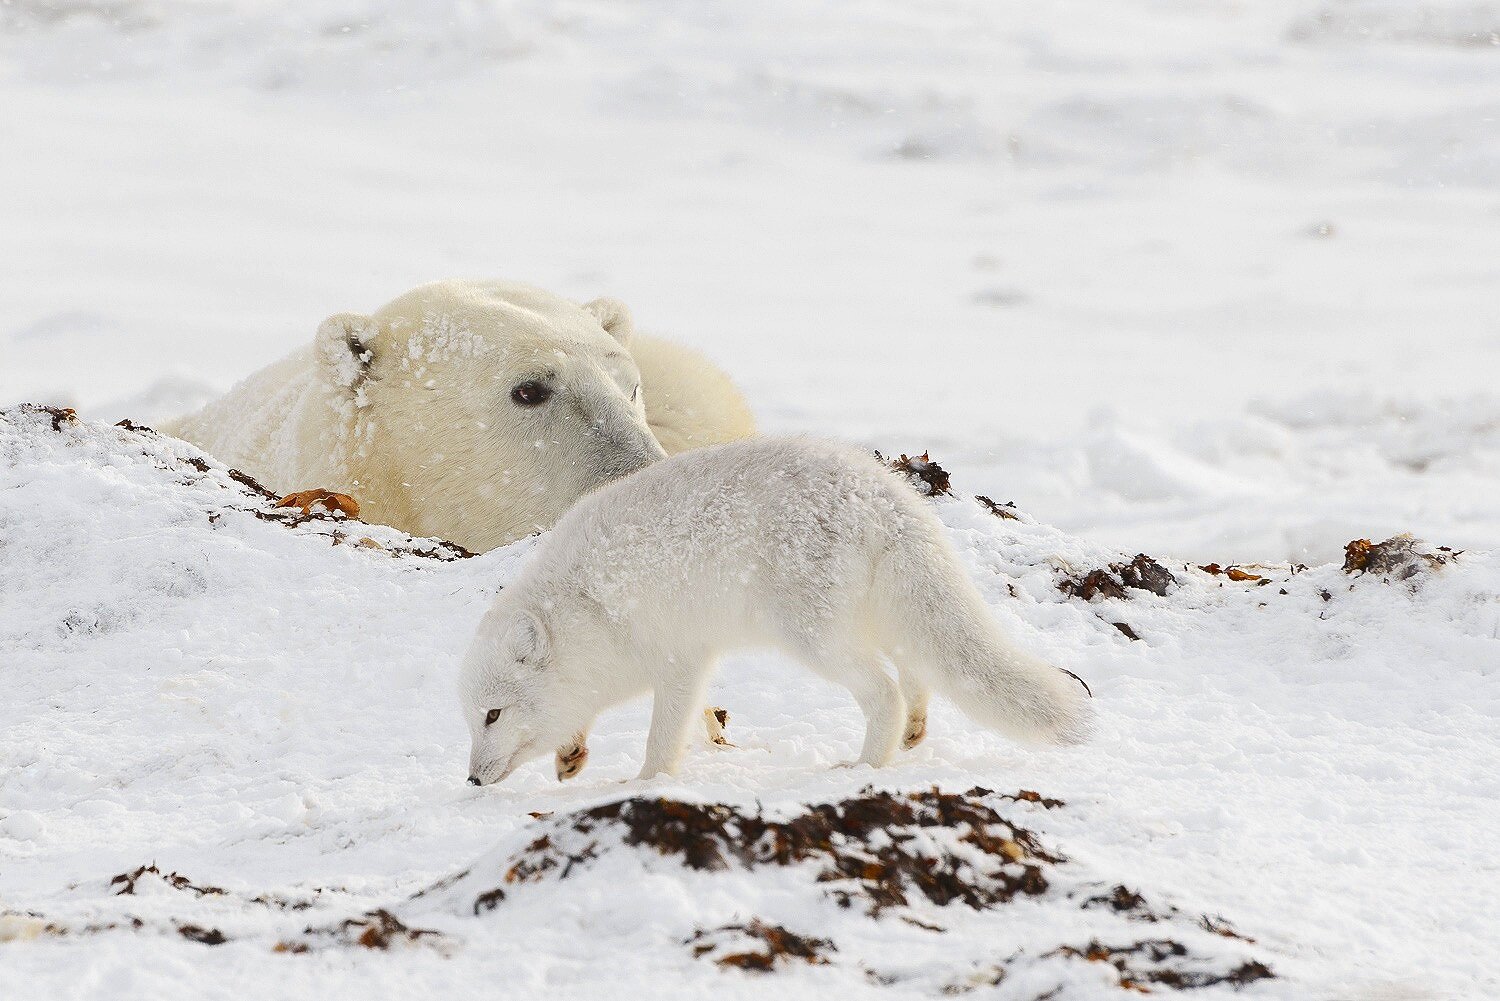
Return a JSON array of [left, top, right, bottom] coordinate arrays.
[[846, 665, 905, 767], [639, 668, 710, 779], [559, 705, 725, 781]]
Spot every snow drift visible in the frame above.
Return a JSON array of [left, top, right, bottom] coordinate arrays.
[[1, 406, 1496, 999]]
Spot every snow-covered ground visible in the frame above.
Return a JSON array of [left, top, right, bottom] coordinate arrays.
[[2, 407, 1496, 1000], [0, 408, 1494, 1001], [2, 3, 1498, 999]]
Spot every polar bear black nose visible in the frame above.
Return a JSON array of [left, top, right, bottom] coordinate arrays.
[[467, 775, 481, 786]]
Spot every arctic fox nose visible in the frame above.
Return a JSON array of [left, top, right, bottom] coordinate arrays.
[[466, 775, 481, 786]]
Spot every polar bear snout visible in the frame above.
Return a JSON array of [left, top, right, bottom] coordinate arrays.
[[575, 390, 667, 480], [590, 428, 667, 480]]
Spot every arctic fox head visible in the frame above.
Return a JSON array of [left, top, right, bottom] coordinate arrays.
[[459, 605, 563, 786], [316, 280, 667, 552]]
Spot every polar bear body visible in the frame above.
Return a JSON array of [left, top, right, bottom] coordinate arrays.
[[165, 280, 754, 552]]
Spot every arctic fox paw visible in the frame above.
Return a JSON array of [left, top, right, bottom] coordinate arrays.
[[704, 706, 733, 747], [555, 741, 589, 781], [902, 715, 928, 750]]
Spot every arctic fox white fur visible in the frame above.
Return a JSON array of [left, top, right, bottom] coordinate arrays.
[[459, 436, 1093, 785]]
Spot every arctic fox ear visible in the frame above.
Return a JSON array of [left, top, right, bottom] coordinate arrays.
[[507, 610, 551, 666], [316, 312, 378, 393], [581, 297, 635, 347]]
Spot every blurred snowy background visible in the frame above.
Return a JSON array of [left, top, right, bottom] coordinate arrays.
[[2, 0, 1498, 559]]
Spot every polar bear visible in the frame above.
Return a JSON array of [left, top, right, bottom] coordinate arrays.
[[164, 280, 755, 552]]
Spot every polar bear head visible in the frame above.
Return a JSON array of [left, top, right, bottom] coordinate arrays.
[[314, 280, 667, 552]]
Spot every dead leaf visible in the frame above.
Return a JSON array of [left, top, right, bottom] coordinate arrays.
[[276, 489, 360, 519]]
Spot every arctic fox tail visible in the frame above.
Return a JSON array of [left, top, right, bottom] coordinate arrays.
[[878, 536, 1095, 746]]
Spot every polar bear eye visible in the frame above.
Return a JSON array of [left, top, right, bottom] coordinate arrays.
[[510, 381, 551, 407], [485, 708, 502, 726]]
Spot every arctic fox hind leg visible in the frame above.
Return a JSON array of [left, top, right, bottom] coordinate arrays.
[[898, 667, 931, 749]]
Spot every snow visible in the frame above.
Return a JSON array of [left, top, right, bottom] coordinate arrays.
[[2, 408, 1496, 999], [2, 2, 1499, 998]]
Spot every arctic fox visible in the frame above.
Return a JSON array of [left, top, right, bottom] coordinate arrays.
[[459, 436, 1093, 785]]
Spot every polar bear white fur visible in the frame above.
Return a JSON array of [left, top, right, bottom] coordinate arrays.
[[164, 280, 755, 552]]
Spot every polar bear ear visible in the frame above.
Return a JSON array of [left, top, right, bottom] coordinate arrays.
[[316, 312, 378, 393], [506, 610, 550, 666], [581, 297, 635, 347]]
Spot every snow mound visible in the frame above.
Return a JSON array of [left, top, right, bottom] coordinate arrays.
[[2, 408, 1497, 999], [420, 789, 1273, 994]]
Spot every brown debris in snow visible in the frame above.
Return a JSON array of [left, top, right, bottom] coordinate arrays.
[[472, 888, 506, 916], [38, 405, 77, 431], [1048, 939, 1274, 992], [1059, 569, 1129, 601], [1343, 534, 1456, 581], [110, 864, 226, 899], [1199, 563, 1268, 583], [687, 919, 834, 971], [226, 466, 278, 500], [176, 924, 227, 946], [276, 488, 361, 519], [489, 788, 1060, 917], [878, 450, 953, 497], [975, 495, 1019, 520], [1059, 555, 1177, 602], [336, 909, 442, 950], [1114, 554, 1177, 595]]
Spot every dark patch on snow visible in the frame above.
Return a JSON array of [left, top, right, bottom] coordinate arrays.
[[1198, 563, 1268, 583], [1083, 884, 1151, 915], [1059, 555, 1177, 602], [1115, 554, 1177, 595], [332, 908, 443, 950], [877, 450, 953, 497], [1343, 534, 1456, 581], [113, 418, 157, 435], [275, 488, 361, 519], [176, 923, 227, 946], [1059, 569, 1128, 601], [1003, 789, 1065, 809], [687, 919, 835, 971], [1047, 939, 1273, 991], [1199, 914, 1254, 942], [489, 788, 1061, 917], [1077, 885, 1260, 949], [472, 887, 506, 916], [110, 864, 226, 899], [36, 404, 77, 431], [975, 495, 1019, 520], [226, 466, 278, 500], [1111, 621, 1141, 641]]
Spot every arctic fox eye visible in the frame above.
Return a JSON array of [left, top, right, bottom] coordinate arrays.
[[485, 708, 502, 726], [631, 384, 640, 402], [510, 381, 551, 407]]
